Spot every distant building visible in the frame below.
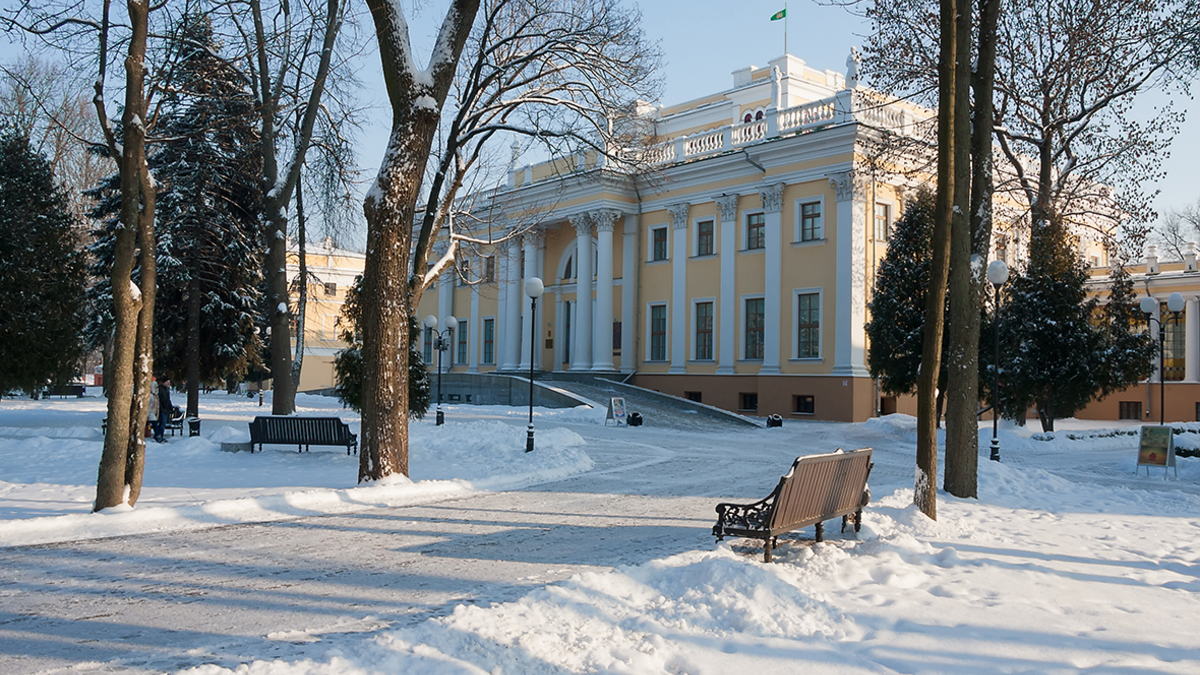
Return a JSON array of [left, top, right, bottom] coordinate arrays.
[[286, 239, 365, 392]]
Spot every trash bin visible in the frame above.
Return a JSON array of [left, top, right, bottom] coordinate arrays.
[[187, 418, 201, 437], [627, 411, 643, 427], [767, 414, 783, 428]]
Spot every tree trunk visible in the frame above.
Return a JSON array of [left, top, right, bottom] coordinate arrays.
[[266, 198, 295, 415], [186, 275, 201, 418], [943, 0, 979, 499], [291, 174, 308, 395], [96, 0, 154, 512], [359, 0, 480, 482], [917, 0, 961, 520]]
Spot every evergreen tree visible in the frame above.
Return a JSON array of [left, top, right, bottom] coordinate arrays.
[[334, 275, 430, 419], [866, 190, 949, 411], [1094, 255, 1156, 399], [0, 130, 88, 394], [998, 214, 1105, 432], [151, 15, 265, 416]]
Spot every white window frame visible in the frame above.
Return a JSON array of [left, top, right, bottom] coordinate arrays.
[[794, 197, 825, 243], [693, 218, 716, 257], [792, 287, 823, 360], [873, 199, 895, 242], [691, 297, 716, 361], [743, 211, 766, 251], [646, 302, 669, 362], [481, 316, 496, 365], [741, 293, 766, 360], [648, 225, 669, 262]]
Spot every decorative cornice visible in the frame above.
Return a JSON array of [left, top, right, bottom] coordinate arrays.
[[590, 208, 621, 233], [759, 183, 785, 214], [668, 202, 691, 230], [569, 212, 593, 237], [521, 228, 544, 249], [716, 194, 739, 222]]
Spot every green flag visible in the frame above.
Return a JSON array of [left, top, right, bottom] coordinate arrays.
[[770, 9, 786, 20]]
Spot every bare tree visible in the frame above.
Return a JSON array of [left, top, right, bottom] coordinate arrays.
[[5, 0, 167, 510], [358, 0, 659, 481], [1152, 198, 1200, 261]]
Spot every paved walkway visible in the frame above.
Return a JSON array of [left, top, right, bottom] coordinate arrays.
[[0, 422, 773, 674]]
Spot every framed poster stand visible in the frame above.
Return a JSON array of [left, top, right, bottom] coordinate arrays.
[[1137, 425, 1176, 479], [606, 397, 627, 426]]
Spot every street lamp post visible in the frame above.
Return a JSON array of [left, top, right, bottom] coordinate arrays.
[[1140, 293, 1185, 425], [987, 259, 1010, 462], [423, 314, 458, 426], [524, 277, 544, 453]]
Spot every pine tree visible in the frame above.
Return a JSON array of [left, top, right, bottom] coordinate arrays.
[[1095, 255, 1156, 399], [334, 275, 430, 419], [866, 190, 949, 409], [999, 214, 1104, 432], [0, 130, 88, 395], [150, 15, 265, 417]]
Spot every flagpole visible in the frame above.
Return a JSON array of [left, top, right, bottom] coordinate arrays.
[[784, 2, 788, 56]]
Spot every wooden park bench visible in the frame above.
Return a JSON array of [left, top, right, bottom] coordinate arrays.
[[248, 416, 358, 455], [713, 447, 873, 562]]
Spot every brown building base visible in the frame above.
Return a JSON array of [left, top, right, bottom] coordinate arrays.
[[1076, 381, 1200, 424], [631, 374, 878, 422]]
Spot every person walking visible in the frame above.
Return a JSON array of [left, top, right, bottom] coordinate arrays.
[[154, 377, 173, 443], [147, 377, 160, 440]]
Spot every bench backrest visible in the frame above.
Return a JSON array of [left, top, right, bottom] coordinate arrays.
[[768, 448, 873, 532], [249, 416, 351, 444]]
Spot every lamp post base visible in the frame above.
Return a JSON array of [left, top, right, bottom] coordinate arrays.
[[526, 425, 534, 453], [990, 437, 1000, 462]]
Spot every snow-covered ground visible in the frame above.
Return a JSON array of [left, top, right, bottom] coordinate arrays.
[[1, 391, 1198, 674]]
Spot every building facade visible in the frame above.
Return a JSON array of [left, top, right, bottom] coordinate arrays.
[[415, 53, 930, 421]]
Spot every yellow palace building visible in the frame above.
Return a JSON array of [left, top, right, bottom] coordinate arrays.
[[414, 52, 927, 422]]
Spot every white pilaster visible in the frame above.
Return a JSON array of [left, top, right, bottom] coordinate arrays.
[[621, 214, 637, 372], [592, 210, 619, 371], [716, 194, 738, 375], [1150, 302, 1162, 382], [519, 229, 543, 371], [437, 256, 453, 370], [468, 276, 479, 372], [669, 203, 690, 374], [830, 171, 870, 377], [501, 238, 522, 370], [554, 291, 565, 370], [571, 214, 594, 370], [760, 184, 784, 375], [1186, 296, 1199, 383]]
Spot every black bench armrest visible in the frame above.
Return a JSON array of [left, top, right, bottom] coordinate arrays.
[[713, 491, 777, 539]]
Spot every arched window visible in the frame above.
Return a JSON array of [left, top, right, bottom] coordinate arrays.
[[743, 113, 752, 124], [563, 254, 573, 280], [755, 110, 764, 121]]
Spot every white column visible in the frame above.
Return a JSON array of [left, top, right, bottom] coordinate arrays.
[[830, 171, 870, 377], [501, 238, 522, 370], [760, 184, 784, 375], [519, 230, 542, 371], [1186, 297, 1199, 383], [468, 275, 480, 372], [669, 203, 690, 373], [554, 291, 565, 370], [571, 214, 594, 370], [621, 214, 637, 372], [437, 255, 453, 370], [716, 194, 738, 374], [592, 210, 619, 371]]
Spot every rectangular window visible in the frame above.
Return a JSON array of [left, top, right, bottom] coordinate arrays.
[[1119, 401, 1142, 420], [874, 203, 890, 241], [697, 220, 715, 256], [744, 298, 764, 359], [423, 326, 434, 363], [793, 395, 815, 415], [652, 227, 668, 261], [740, 392, 758, 411], [483, 256, 496, 283], [685, 391, 702, 403], [612, 321, 622, 355], [695, 301, 714, 360], [457, 320, 468, 364], [1163, 302, 1185, 381], [482, 318, 495, 364], [650, 304, 668, 361], [801, 202, 822, 241], [796, 292, 820, 358], [746, 213, 765, 250], [324, 282, 337, 296], [456, 258, 470, 286]]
